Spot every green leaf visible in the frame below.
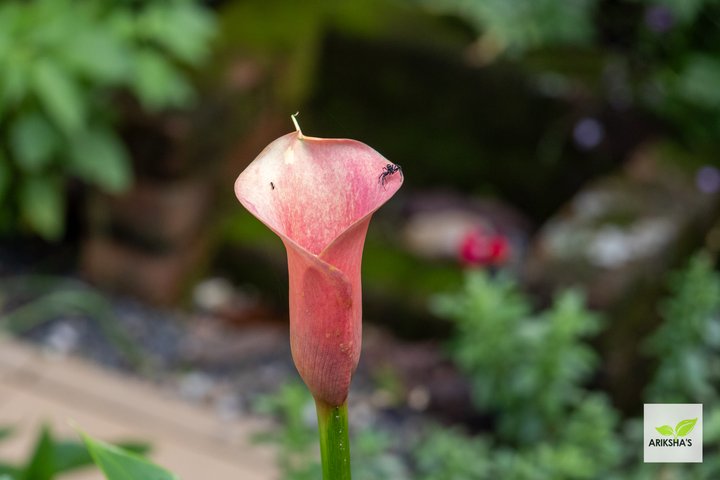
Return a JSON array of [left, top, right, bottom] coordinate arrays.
[[0, 5, 17, 55], [20, 425, 54, 480], [675, 418, 698, 437], [81, 433, 179, 480], [115, 442, 152, 456], [32, 59, 85, 133], [53, 439, 151, 474], [137, 3, 215, 65], [132, 50, 193, 111], [60, 29, 130, 84], [676, 55, 720, 108], [9, 113, 58, 172], [655, 425, 674, 436], [0, 464, 20, 479], [1, 60, 30, 107], [19, 175, 65, 241], [52, 440, 95, 473], [69, 129, 131, 192]]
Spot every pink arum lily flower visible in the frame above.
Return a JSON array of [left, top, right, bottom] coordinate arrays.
[[234, 118, 403, 407]]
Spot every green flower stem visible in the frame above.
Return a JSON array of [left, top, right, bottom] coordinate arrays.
[[315, 400, 352, 480]]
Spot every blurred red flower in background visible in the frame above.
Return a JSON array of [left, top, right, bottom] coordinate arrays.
[[459, 228, 510, 267]]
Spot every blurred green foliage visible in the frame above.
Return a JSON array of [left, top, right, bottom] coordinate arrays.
[[645, 252, 720, 403], [0, 424, 150, 480], [432, 273, 603, 443], [254, 383, 322, 480], [254, 383, 410, 480], [634, 251, 720, 478], [416, 396, 622, 479], [415, 0, 720, 153], [414, 0, 597, 52], [422, 252, 720, 479], [413, 426, 492, 480], [428, 272, 622, 479], [0, 0, 215, 240]]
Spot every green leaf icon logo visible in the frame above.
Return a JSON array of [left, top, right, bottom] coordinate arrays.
[[675, 418, 698, 437], [655, 425, 674, 436]]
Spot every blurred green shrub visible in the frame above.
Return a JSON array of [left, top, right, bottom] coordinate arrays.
[[431, 272, 604, 443], [424, 253, 720, 479], [414, 396, 621, 480], [413, 426, 492, 480], [426, 271, 622, 479], [254, 383, 322, 480], [632, 251, 720, 478], [0, 0, 215, 240], [645, 252, 720, 403]]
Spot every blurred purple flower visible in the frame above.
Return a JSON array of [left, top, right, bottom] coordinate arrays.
[[573, 117, 605, 151], [696, 165, 720, 194], [645, 5, 675, 34]]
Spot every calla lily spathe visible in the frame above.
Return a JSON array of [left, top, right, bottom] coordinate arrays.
[[235, 127, 402, 406]]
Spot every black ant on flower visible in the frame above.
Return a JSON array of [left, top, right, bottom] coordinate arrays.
[[378, 163, 402, 189]]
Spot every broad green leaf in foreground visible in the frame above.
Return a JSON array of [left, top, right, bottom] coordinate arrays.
[[20, 425, 54, 480], [675, 418, 698, 437], [655, 425, 674, 436], [0, 463, 19, 478], [54, 439, 149, 474], [81, 433, 179, 480]]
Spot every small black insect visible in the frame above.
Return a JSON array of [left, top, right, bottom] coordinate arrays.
[[270, 182, 275, 190], [378, 163, 402, 188]]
